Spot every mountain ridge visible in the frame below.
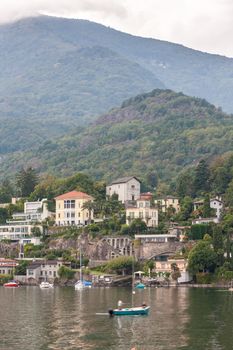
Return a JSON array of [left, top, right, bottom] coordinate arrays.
[[2, 89, 233, 184]]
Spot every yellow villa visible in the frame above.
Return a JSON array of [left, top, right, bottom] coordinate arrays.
[[154, 196, 180, 213], [55, 190, 94, 226]]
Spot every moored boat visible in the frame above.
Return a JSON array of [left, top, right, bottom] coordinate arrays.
[[74, 280, 92, 290], [39, 281, 54, 289], [4, 280, 19, 288], [109, 306, 150, 316]]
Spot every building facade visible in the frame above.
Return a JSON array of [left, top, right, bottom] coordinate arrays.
[[55, 191, 94, 226], [154, 258, 191, 283], [0, 258, 17, 275], [126, 196, 158, 227], [155, 196, 180, 213], [26, 260, 66, 283], [0, 198, 51, 241], [106, 176, 141, 203], [210, 197, 223, 220]]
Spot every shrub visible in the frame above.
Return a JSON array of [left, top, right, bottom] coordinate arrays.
[[58, 266, 75, 280], [196, 272, 213, 284]]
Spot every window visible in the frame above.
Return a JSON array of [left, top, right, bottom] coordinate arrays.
[[71, 212, 75, 218], [64, 200, 75, 209], [28, 270, 34, 276], [131, 185, 135, 189], [58, 213, 60, 218]]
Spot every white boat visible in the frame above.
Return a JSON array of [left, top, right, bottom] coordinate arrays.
[[40, 281, 54, 289], [74, 243, 92, 290], [75, 280, 85, 290]]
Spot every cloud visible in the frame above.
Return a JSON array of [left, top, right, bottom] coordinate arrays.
[[0, 0, 232, 57], [0, 0, 127, 23]]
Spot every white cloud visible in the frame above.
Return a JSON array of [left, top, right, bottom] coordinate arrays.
[[0, 0, 232, 57]]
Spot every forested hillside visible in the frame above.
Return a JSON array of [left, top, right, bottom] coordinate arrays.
[[1, 16, 233, 156], [2, 89, 233, 184]]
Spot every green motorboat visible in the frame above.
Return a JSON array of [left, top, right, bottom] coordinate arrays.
[[109, 306, 150, 316]]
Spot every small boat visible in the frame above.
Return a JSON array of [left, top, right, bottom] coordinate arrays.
[[74, 280, 92, 290], [109, 306, 150, 316], [39, 281, 54, 289], [135, 282, 145, 289], [75, 243, 92, 290], [4, 280, 19, 288]]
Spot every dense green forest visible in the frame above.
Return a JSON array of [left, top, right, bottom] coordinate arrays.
[[1, 15, 233, 157], [3, 89, 233, 184]]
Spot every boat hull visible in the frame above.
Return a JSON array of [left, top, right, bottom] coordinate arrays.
[[39, 282, 53, 289], [112, 306, 150, 316], [4, 282, 19, 288]]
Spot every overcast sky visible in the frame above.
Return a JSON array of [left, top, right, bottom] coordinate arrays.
[[0, 0, 232, 57]]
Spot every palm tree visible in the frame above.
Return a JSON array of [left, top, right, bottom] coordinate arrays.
[[82, 201, 96, 224]]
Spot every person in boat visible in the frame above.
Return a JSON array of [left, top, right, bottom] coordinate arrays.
[[117, 300, 123, 310], [141, 301, 147, 308]]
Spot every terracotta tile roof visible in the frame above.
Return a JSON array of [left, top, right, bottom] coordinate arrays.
[[55, 190, 93, 200]]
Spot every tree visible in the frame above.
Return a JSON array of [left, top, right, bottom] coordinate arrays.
[[176, 170, 194, 198], [82, 200, 95, 224], [15, 260, 29, 275], [202, 195, 212, 218], [31, 226, 42, 237], [171, 263, 181, 285], [16, 167, 39, 197], [193, 160, 210, 194], [0, 208, 8, 224], [0, 179, 14, 203], [177, 196, 193, 221], [188, 241, 217, 274], [58, 266, 75, 280], [129, 218, 147, 235], [212, 226, 224, 267]]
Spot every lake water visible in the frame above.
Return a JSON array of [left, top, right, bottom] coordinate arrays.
[[0, 286, 233, 350]]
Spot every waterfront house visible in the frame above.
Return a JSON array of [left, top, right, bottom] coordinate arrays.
[[26, 260, 66, 283], [154, 196, 180, 213], [106, 176, 141, 203], [55, 190, 94, 226], [0, 258, 18, 275], [126, 195, 158, 227], [154, 257, 191, 283]]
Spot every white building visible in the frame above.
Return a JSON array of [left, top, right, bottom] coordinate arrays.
[[9, 199, 51, 223], [26, 260, 66, 283], [210, 197, 223, 220], [0, 199, 52, 241], [126, 194, 158, 227], [106, 176, 141, 203]]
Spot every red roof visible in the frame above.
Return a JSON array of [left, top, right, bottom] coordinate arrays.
[[55, 191, 93, 200]]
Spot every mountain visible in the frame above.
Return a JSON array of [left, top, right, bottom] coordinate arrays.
[[1, 16, 233, 156], [0, 16, 164, 154], [2, 89, 233, 183]]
